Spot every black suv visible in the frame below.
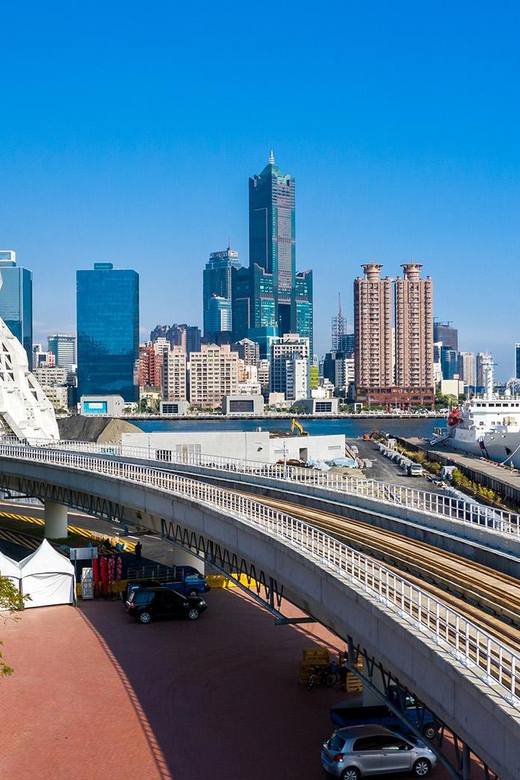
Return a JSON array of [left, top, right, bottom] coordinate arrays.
[[126, 586, 207, 624]]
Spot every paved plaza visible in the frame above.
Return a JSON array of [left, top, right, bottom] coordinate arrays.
[[0, 586, 470, 780]]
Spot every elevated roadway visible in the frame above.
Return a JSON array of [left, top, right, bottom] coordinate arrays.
[[0, 442, 519, 779]]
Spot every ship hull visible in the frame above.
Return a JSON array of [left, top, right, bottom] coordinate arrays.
[[446, 430, 520, 469]]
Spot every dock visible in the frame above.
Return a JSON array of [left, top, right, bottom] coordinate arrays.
[[396, 436, 520, 509]]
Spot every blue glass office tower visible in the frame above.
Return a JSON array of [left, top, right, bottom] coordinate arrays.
[[0, 251, 33, 368], [77, 263, 139, 401], [203, 247, 241, 340], [243, 153, 313, 355]]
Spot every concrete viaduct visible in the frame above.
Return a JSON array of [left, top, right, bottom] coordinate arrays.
[[0, 444, 518, 780]]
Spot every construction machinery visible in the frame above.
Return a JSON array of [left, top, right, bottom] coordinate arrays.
[[290, 418, 308, 436]]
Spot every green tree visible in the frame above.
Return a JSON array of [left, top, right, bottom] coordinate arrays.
[[0, 574, 26, 677]]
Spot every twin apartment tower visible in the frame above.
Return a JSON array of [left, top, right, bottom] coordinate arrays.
[[354, 263, 434, 408]]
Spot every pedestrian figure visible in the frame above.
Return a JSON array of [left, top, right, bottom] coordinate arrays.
[[135, 541, 142, 563]]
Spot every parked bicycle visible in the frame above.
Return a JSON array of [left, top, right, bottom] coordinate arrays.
[[306, 658, 347, 691]]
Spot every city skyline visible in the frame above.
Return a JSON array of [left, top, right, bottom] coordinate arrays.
[[2, 3, 519, 378]]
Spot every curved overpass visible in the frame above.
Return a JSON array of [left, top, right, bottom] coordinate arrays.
[[0, 444, 519, 780]]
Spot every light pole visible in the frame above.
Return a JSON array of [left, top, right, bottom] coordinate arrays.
[[282, 440, 288, 479]]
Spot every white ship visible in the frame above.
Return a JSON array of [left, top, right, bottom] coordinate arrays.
[[431, 356, 520, 468]]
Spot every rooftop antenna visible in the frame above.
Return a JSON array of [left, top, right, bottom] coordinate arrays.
[[331, 292, 346, 351], [269, 149, 275, 164], [227, 236, 231, 251]]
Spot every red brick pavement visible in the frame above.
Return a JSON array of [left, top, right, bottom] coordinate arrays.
[[0, 590, 481, 780]]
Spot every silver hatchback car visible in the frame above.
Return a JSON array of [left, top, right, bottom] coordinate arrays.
[[321, 724, 436, 778]]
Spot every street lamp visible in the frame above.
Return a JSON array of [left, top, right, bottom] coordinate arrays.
[[282, 441, 288, 479]]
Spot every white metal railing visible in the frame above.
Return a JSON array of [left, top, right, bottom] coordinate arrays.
[[7, 437, 520, 539], [1, 441, 519, 707]]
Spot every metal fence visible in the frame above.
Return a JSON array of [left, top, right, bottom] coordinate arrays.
[[9, 436, 520, 538], [0, 441, 519, 707]]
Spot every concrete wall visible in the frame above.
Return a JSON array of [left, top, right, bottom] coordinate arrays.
[[121, 431, 346, 465]]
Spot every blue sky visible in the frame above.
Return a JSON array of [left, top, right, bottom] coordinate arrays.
[[1, 1, 519, 378]]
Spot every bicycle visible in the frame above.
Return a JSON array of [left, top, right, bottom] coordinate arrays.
[[306, 661, 345, 690]]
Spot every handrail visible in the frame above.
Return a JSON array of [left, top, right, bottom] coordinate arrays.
[[0, 441, 519, 707], [8, 437, 520, 538]]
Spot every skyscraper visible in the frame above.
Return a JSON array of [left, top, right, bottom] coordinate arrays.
[[394, 263, 433, 388], [433, 320, 458, 351], [354, 264, 393, 394], [244, 153, 313, 355], [48, 334, 76, 372], [76, 263, 139, 401], [249, 152, 295, 331], [203, 247, 241, 340], [354, 263, 434, 408], [515, 343, 520, 379], [0, 250, 33, 368]]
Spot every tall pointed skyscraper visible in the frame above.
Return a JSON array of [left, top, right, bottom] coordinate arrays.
[[242, 153, 313, 356]]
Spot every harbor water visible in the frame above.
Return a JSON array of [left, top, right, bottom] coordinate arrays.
[[133, 417, 436, 440]]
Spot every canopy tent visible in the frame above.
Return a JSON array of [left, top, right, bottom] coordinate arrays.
[[0, 550, 21, 592], [19, 539, 75, 608]]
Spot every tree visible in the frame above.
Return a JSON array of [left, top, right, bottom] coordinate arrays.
[[0, 574, 26, 677]]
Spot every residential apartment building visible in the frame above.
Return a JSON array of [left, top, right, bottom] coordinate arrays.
[[188, 344, 239, 409], [163, 346, 187, 401], [354, 264, 393, 393], [394, 263, 433, 386], [458, 351, 476, 388], [354, 263, 434, 409], [138, 342, 163, 388], [33, 366, 68, 386], [270, 333, 310, 399]]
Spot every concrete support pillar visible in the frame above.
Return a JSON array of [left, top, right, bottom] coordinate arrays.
[[172, 547, 205, 574], [44, 501, 68, 539]]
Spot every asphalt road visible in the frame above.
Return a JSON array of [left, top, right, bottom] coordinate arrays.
[[352, 438, 444, 494]]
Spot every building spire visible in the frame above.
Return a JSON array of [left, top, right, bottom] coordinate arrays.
[[269, 149, 275, 164]]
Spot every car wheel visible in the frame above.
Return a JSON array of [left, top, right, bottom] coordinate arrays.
[[306, 673, 316, 691], [412, 758, 432, 777], [187, 607, 200, 620], [138, 611, 152, 624], [186, 589, 199, 597], [423, 722, 438, 740], [341, 768, 360, 780]]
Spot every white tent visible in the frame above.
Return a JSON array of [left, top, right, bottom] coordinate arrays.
[[0, 550, 21, 592], [19, 539, 75, 608]]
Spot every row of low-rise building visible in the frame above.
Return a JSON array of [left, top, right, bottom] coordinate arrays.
[[138, 333, 311, 411]]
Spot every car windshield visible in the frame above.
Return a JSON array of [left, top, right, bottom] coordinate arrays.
[[327, 734, 346, 751]]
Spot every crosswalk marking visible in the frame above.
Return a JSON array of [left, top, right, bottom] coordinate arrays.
[[0, 511, 136, 552]]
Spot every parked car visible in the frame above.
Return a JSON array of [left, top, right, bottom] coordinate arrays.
[[126, 586, 207, 624], [122, 568, 210, 600], [321, 724, 436, 778]]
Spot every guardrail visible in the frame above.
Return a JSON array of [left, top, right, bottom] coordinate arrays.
[[0, 441, 519, 706], [7, 437, 520, 539]]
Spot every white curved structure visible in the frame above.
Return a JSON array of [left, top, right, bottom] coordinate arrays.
[[0, 275, 59, 440]]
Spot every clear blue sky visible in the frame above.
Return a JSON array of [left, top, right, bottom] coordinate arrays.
[[1, 1, 519, 378]]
